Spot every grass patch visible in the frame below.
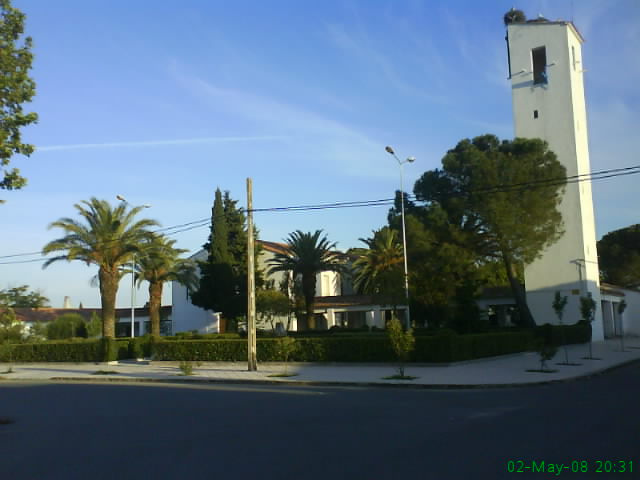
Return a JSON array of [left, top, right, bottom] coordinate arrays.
[[382, 375, 418, 380], [267, 373, 299, 378], [1, 367, 13, 374], [92, 370, 119, 375], [525, 369, 558, 373]]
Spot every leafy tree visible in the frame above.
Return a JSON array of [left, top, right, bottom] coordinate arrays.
[[580, 294, 597, 359], [597, 224, 640, 288], [0, 306, 22, 342], [535, 340, 557, 372], [46, 313, 87, 340], [387, 196, 500, 330], [386, 316, 415, 378], [42, 198, 158, 338], [275, 336, 297, 375], [413, 135, 567, 327], [552, 291, 568, 323], [0, 0, 37, 202], [268, 230, 344, 330], [617, 299, 627, 352], [278, 273, 304, 331], [191, 189, 261, 331], [552, 291, 571, 364], [135, 234, 197, 337], [352, 227, 405, 315], [86, 311, 102, 338], [0, 285, 49, 307], [256, 288, 290, 330]]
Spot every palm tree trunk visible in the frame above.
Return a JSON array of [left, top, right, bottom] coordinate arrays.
[[502, 253, 536, 328], [148, 281, 163, 338], [302, 273, 316, 330], [99, 267, 118, 338]]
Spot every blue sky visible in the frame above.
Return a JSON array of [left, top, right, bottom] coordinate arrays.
[[1, 0, 638, 308]]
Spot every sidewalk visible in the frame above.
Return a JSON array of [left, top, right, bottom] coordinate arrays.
[[1, 339, 639, 388]]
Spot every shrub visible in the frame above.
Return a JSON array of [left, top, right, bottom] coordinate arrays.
[[127, 338, 143, 359], [0, 339, 102, 362], [387, 317, 415, 377], [46, 313, 88, 340]]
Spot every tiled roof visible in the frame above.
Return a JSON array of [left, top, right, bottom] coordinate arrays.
[[600, 283, 626, 298], [313, 295, 378, 308], [5, 306, 172, 324], [257, 240, 289, 255]]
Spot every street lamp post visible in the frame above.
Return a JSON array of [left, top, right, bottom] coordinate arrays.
[[385, 146, 415, 330], [116, 195, 151, 338]]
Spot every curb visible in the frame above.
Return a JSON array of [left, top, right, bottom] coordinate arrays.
[[0, 356, 636, 390]]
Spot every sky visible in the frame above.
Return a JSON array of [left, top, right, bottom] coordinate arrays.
[[1, 0, 638, 309]]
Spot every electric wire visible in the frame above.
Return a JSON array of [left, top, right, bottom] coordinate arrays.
[[1, 164, 639, 265]]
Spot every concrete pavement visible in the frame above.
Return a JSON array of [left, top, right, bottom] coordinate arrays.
[[1, 338, 639, 388]]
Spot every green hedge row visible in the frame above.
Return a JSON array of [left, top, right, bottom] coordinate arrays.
[[150, 331, 535, 363], [0, 338, 116, 363], [533, 321, 591, 346], [0, 323, 592, 363]]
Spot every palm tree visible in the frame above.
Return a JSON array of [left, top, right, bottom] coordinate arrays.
[[268, 230, 344, 330], [352, 227, 405, 315], [42, 198, 158, 338], [135, 234, 197, 337]]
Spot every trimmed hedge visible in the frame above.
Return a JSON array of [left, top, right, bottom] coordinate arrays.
[[149, 331, 535, 363], [534, 321, 591, 346], [0, 323, 591, 363], [0, 339, 106, 362]]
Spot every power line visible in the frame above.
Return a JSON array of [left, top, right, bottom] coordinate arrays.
[[1, 163, 639, 264]]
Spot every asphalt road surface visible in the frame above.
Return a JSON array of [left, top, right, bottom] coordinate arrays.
[[1, 361, 639, 480]]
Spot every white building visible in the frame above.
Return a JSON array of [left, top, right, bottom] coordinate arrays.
[[171, 240, 406, 333], [507, 17, 604, 339]]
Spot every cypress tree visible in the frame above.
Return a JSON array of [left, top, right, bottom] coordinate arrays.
[[191, 189, 262, 331]]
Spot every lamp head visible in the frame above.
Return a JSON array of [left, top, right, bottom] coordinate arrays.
[[407, 156, 416, 163], [385, 146, 395, 155], [116, 194, 126, 202]]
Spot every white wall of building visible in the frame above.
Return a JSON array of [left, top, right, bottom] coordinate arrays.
[[508, 21, 603, 339], [171, 250, 220, 334], [617, 288, 640, 336]]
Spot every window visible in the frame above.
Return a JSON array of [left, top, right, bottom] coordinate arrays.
[[571, 46, 576, 71], [533, 110, 539, 119], [532, 46, 547, 85]]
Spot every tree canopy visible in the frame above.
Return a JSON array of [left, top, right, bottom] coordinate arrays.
[[42, 198, 159, 337], [352, 227, 405, 311], [1, 0, 37, 202], [0, 285, 49, 308], [597, 224, 640, 289], [268, 230, 344, 330], [135, 233, 197, 337], [412, 134, 567, 327]]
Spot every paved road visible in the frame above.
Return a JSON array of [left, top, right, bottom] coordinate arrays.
[[1, 361, 638, 480]]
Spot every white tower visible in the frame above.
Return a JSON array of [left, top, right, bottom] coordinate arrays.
[[507, 18, 603, 339]]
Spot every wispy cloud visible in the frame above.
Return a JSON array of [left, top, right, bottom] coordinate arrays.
[[38, 136, 286, 152], [170, 67, 393, 178], [325, 23, 449, 104]]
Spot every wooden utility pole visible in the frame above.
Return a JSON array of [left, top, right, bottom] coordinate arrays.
[[247, 177, 257, 371]]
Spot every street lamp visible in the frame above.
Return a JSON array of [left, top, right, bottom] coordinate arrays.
[[116, 195, 151, 338], [385, 146, 415, 330]]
